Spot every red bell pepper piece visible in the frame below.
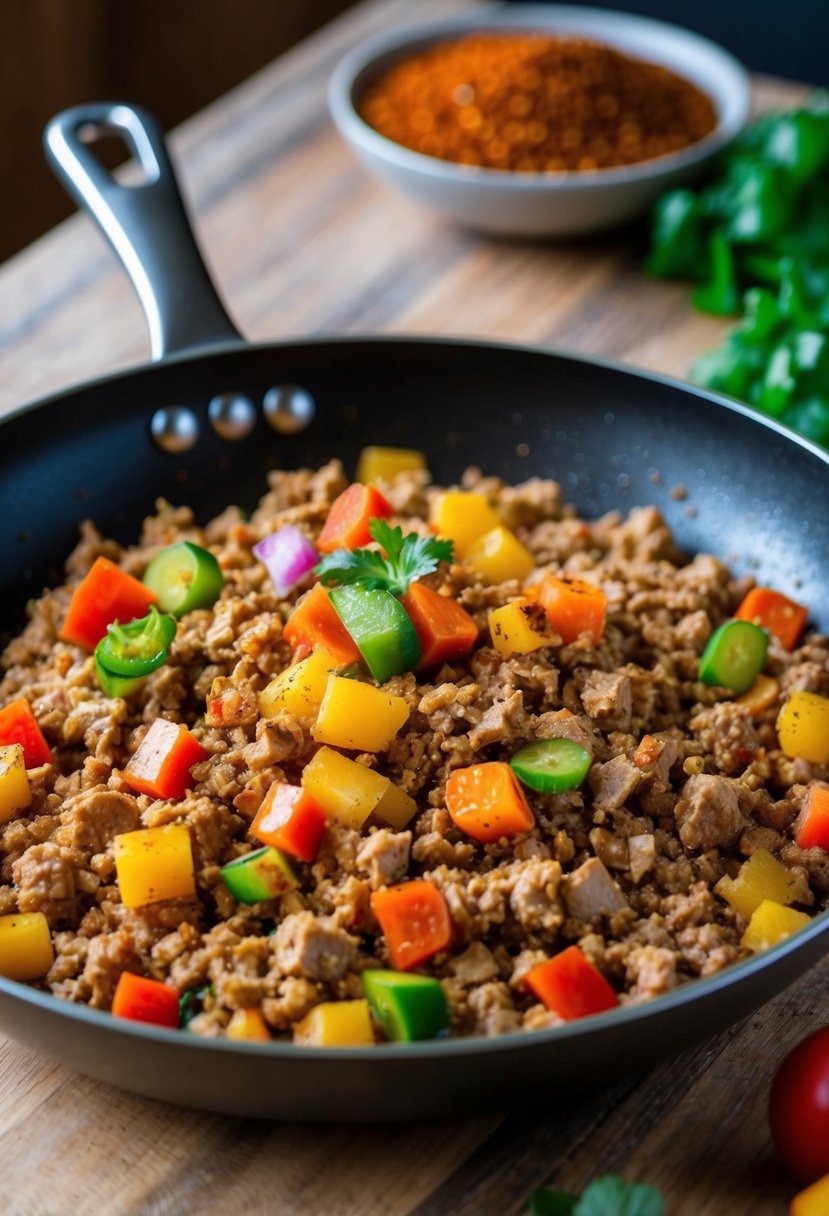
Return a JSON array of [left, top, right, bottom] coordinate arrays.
[[111, 971, 179, 1028], [316, 484, 392, 554], [370, 880, 452, 971], [400, 582, 479, 668], [795, 783, 829, 851], [525, 946, 617, 1021], [251, 782, 329, 863], [0, 699, 53, 766], [735, 586, 807, 651], [123, 718, 207, 800], [283, 584, 361, 665], [61, 556, 158, 650]]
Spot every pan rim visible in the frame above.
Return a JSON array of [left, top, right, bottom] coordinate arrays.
[[1, 908, 827, 1059], [3, 331, 829, 1061], [5, 331, 829, 476]]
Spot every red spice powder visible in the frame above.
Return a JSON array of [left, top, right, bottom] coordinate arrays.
[[359, 34, 718, 172]]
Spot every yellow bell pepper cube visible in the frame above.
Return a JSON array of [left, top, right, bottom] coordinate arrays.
[[741, 899, 811, 952], [113, 823, 196, 908], [717, 849, 803, 921], [464, 526, 535, 585], [357, 446, 426, 485], [259, 648, 337, 720], [374, 781, 417, 829], [792, 1173, 829, 1216], [488, 598, 558, 656], [302, 746, 396, 830], [293, 998, 375, 1046], [312, 675, 410, 752], [226, 1007, 271, 1041], [0, 744, 32, 824], [0, 911, 54, 981], [429, 491, 501, 555], [777, 690, 829, 764]]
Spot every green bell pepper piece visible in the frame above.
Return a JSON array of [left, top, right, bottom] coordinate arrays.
[[94, 604, 177, 678], [220, 846, 297, 904], [94, 657, 148, 699], [758, 343, 799, 417], [646, 189, 706, 279], [699, 620, 768, 694], [362, 970, 450, 1042], [763, 108, 829, 183], [724, 162, 794, 244], [329, 585, 421, 683], [692, 232, 740, 316], [737, 288, 783, 344], [783, 397, 829, 445], [143, 541, 225, 616], [778, 259, 820, 328]]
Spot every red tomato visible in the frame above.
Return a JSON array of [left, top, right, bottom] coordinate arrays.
[[770, 1026, 829, 1183]]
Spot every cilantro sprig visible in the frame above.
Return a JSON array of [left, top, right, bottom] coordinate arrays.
[[530, 1176, 665, 1216], [314, 518, 453, 596]]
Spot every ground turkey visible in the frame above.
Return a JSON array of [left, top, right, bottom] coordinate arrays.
[[1, 460, 826, 1043]]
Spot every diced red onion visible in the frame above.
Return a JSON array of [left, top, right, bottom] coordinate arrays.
[[253, 526, 318, 597]]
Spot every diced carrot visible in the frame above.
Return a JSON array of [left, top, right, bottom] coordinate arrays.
[[400, 582, 479, 668], [538, 575, 607, 646], [123, 718, 207, 800], [736, 673, 780, 717], [111, 972, 179, 1028], [633, 734, 664, 770], [795, 784, 829, 852], [0, 699, 53, 767], [370, 880, 452, 970], [316, 484, 392, 554], [735, 587, 807, 651], [251, 782, 329, 863], [283, 584, 361, 665], [445, 761, 534, 843], [525, 946, 618, 1021], [60, 556, 158, 650]]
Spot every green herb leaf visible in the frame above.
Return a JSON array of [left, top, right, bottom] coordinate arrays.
[[179, 984, 212, 1028], [314, 517, 453, 596], [574, 1176, 665, 1216], [313, 545, 393, 591], [529, 1188, 578, 1215]]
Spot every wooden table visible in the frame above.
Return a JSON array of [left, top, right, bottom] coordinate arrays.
[[0, 2, 819, 1212]]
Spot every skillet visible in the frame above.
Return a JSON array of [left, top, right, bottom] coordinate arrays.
[[0, 102, 827, 1121]]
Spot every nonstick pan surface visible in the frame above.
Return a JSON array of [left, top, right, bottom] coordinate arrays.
[[0, 104, 826, 1121]]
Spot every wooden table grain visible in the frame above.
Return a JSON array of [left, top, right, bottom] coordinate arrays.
[[0, 2, 819, 1213]]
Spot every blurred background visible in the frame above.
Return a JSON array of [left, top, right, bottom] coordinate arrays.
[[2, 0, 825, 266]]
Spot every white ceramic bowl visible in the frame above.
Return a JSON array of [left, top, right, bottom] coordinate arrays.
[[328, 4, 750, 237]]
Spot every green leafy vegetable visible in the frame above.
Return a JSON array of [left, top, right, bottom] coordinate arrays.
[[646, 93, 829, 449], [315, 517, 453, 597], [575, 1176, 665, 1216], [530, 1177, 664, 1216]]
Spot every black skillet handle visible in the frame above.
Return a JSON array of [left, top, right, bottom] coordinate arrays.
[[44, 102, 243, 361]]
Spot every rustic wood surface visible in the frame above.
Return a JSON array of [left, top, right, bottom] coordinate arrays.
[[0, 1, 819, 1212]]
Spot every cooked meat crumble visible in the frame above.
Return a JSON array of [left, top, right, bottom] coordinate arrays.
[[1, 459, 826, 1040]]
